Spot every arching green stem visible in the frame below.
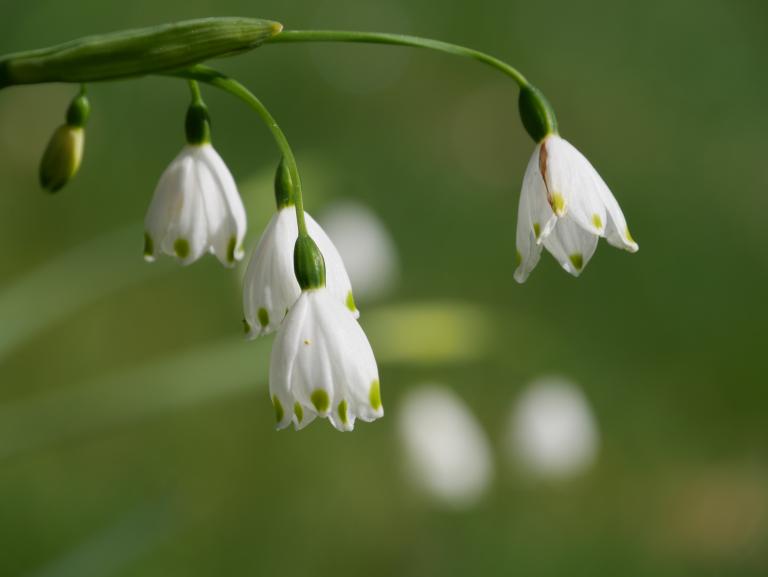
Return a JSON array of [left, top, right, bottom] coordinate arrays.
[[265, 30, 530, 88], [187, 79, 203, 104], [171, 66, 308, 237]]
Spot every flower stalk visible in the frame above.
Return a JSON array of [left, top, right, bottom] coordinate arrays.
[[263, 30, 529, 88]]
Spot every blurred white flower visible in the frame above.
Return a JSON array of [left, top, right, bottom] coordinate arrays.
[[319, 201, 398, 301], [242, 206, 358, 338], [269, 287, 382, 431], [398, 385, 493, 508], [515, 134, 638, 282], [144, 144, 246, 267], [505, 376, 599, 480]]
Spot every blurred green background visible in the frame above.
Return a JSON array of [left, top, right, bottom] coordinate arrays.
[[1, 0, 767, 575]]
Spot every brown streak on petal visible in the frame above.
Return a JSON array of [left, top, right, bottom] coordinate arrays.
[[538, 141, 552, 206]]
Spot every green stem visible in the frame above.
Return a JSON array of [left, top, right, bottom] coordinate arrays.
[[266, 30, 529, 88], [187, 79, 203, 104], [171, 66, 308, 237]]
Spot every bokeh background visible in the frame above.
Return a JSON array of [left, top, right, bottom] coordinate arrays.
[[1, 0, 767, 575]]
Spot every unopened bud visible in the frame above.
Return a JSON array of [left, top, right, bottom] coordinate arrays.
[[39, 90, 90, 192]]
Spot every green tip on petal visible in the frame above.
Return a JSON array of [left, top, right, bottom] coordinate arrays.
[[338, 399, 349, 425], [551, 193, 565, 215], [257, 307, 270, 328], [533, 222, 541, 240], [592, 214, 603, 230], [294, 402, 304, 424], [369, 380, 382, 411], [569, 253, 584, 271], [311, 389, 330, 413], [226, 236, 237, 264], [273, 395, 284, 423], [346, 290, 357, 313], [143, 232, 154, 258], [174, 238, 190, 259], [515, 250, 522, 268], [625, 227, 635, 244], [242, 318, 251, 334]]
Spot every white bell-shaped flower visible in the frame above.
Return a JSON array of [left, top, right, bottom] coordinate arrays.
[[144, 143, 246, 267], [242, 162, 358, 338], [514, 134, 638, 282], [270, 287, 382, 431]]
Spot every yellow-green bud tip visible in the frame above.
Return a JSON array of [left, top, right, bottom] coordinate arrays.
[[39, 125, 84, 193]]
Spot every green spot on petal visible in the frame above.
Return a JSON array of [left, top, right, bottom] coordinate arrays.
[[143, 232, 154, 257], [369, 380, 382, 411], [174, 238, 190, 259], [311, 389, 330, 413], [551, 193, 566, 215], [294, 402, 303, 424], [257, 307, 270, 328], [625, 227, 635, 243], [592, 214, 603, 230], [569, 253, 584, 271], [272, 395, 284, 423], [338, 399, 349, 425], [346, 290, 357, 313], [533, 222, 541, 239], [226, 236, 237, 263], [515, 250, 522, 268], [242, 319, 251, 334]]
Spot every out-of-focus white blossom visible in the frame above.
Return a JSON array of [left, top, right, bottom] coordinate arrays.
[[398, 385, 493, 508], [505, 376, 599, 479]]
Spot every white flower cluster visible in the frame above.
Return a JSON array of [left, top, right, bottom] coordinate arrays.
[[141, 84, 637, 434], [144, 138, 382, 432]]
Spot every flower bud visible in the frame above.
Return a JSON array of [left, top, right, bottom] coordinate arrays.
[[39, 91, 90, 193], [294, 234, 326, 290], [0, 18, 283, 87], [518, 84, 558, 143]]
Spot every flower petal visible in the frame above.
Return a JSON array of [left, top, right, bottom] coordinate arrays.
[[306, 213, 359, 319], [196, 145, 247, 266], [242, 209, 301, 338], [596, 180, 639, 252], [268, 288, 382, 432], [542, 217, 599, 277], [515, 145, 555, 283], [541, 135, 607, 237]]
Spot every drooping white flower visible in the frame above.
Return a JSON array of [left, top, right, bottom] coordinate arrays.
[[505, 376, 599, 480], [243, 205, 358, 338], [143, 143, 246, 267], [398, 385, 493, 508], [269, 286, 382, 432], [514, 134, 638, 282]]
